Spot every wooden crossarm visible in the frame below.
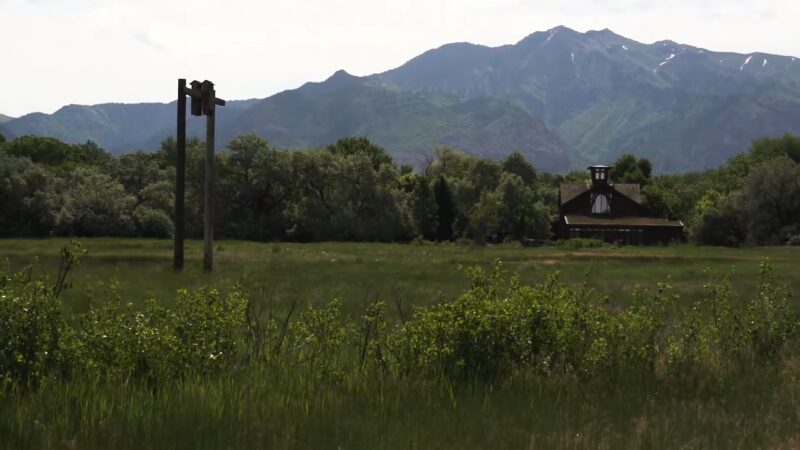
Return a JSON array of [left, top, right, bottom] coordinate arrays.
[[182, 86, 226, 106]]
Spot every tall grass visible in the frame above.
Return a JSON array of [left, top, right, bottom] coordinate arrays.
[[1, 242, 799, 448], [4, 363, 799, 449]]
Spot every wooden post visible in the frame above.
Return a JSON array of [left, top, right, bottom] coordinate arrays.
[[202, 81, 215, 272], [174, 79, 186, 271], [176, 78, 224, 272]]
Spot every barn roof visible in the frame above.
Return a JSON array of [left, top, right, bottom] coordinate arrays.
[[614, 184, 642, 204], [563, 215, 684, 228], [559, 183, 642, 205], [560, 183, 591, 205]]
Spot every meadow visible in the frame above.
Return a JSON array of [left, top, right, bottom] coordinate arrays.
[[1, 239, 799, 449], [2, 238, 800, 313]]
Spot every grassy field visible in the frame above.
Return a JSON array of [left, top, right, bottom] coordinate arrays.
[[2, 238, 800, 449], [2, 238, 799, 314]]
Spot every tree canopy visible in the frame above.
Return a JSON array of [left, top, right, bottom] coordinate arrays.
[[0, 132, 798, 246], [610, 154, 652, 185]]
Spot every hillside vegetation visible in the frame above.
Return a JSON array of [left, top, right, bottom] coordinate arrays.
[[4, 26, 800, 171]]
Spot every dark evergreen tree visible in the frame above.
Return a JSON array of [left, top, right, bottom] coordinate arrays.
[[741, 157, 800, 244], [501, 151, 537, 185], [434, 175, 455, 241], [412, 176, 438, 240]]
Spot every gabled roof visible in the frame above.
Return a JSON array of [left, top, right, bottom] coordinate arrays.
[[559, 183, 642, 205], [614, 184, 641, 204], [560, 183, 591, 205]]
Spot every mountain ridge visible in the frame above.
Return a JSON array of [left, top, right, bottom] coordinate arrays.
[[4, 26, 800, 172]]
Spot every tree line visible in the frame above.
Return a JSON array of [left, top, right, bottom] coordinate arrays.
[[0, 131, 798, 246]]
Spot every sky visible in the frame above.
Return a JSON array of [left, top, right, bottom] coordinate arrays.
[[2, 0, 800, 117]]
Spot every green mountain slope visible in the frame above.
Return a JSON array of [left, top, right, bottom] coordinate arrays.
[[3, 100, 258, 154], [221, 71, 570, 170], [5, 26, 800, 171], [378, 26, 800, 171]]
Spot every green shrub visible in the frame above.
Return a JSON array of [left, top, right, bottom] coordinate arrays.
[[283, 300, 355, 379], [668, 261, 799, 374], [0, 242, 83, 391], [0, 266, 64, 390], [1, 243, 250, 390], [387, 261, 796, 382], [388, 263, 523, 379], [61, 286, 250, 383], [2, 246, 798, 392], [133, 206, 174, 238], [387, 262, 677, 380]]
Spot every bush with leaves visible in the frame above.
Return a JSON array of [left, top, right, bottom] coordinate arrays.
[[668, 261, 799, 374], [386, 261, 797, 382], [0, 266, 64, 390], [55, 169, 136, 237], [1, 243, 252, 389], [691, 192, 747, 246], [3, 245, 798, 392], [61, 286, 250, 383], [0, 242, 82, 391], [281, 300, 355, 379], [133, 206, 174, 238], [387, 262, 679, 380]]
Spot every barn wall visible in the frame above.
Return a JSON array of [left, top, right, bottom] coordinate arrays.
[[562, 226, 685, 245], [561, 185, 643, 217]]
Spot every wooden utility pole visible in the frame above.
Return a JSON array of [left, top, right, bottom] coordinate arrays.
[[174, 78, 225, 272], [202, 80, 216, 272], [174, 79, 187, 271]]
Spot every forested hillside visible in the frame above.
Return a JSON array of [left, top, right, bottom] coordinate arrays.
[[4, 27, 800, 172], [380, 26, 800, 171]]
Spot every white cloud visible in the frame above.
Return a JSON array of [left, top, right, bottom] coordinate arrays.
[[1, 0, 799, 116]]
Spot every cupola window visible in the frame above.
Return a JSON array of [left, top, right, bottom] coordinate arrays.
[[588, 165, 611, 186]]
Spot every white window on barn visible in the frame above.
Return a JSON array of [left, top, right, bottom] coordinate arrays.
[[592, 194, 610, 214]]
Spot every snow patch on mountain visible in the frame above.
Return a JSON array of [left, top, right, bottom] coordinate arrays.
[[741, 55, 753, 71], [659, 53, 676, 66]]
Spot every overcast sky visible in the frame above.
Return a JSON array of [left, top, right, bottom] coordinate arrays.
[[2, 0, 799, 117]]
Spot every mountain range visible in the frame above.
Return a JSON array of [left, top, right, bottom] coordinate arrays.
[[3, 26, 800, 172]]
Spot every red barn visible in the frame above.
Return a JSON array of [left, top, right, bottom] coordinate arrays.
[[556, 165, 684, 245]]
